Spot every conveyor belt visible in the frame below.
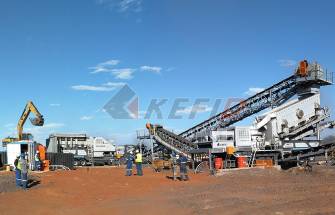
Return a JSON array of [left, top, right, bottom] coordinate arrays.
[[180, 75, 297, 140], [147, 125, 194, 158]]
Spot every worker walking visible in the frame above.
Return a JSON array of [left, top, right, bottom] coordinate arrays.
[[19, 153, 29, 189], [125, 151, 134, 176], [14, 156, 21, 187], [177, 154, 189, 181], [135, 150, 143, 176]]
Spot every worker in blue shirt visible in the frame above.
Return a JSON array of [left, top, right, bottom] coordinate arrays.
[[19, 153, 29, 189], [14, 156, 21, 187], [177, 154, 189, 181], [125, 151, 134, 176]]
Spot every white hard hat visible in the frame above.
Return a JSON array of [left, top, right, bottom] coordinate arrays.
[[129, 151, 133, 154], [176, 154, 180, 158], [36, 150, 39, 153], [136, 150, 139, 153]]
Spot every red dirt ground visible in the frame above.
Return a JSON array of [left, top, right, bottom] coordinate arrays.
[[1, 166, 335, 215]]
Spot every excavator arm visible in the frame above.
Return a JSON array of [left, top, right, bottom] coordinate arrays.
[[17, 101, 44, 141]]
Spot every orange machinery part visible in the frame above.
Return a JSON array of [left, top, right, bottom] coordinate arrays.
[[236, 156, 248, 168], [297, 60, 308, 77], [37, 144, 46, 161], [214, 157, 224, 170], [37, 144, 50, 171]]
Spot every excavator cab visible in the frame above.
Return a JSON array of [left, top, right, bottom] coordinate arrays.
[[21, 133, 34, 141]]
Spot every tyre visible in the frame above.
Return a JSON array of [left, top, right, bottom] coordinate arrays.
[[80, 160, 87, 166]]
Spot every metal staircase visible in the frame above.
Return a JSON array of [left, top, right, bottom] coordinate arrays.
[[248, 149, 258, 167]]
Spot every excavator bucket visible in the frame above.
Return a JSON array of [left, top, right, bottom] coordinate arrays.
[[30, 116, 44, 126]]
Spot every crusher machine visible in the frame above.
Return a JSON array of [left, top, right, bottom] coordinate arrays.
[[145, 60, 334, 170]]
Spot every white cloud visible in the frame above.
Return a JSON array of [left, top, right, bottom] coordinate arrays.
[[102, 59, 120, 66], [71, 81, 126, 92], [89, 59, 120, 74], [176, 104, 213, 115], [50, 103, 61, 107], [245, 87, 265, 96], [119, 0, 142, 12], [112, 68, 135, 80], [97, 0, 142, 13], [71, 85, 116, 92], [41, 123, 65, 129], [278, 59, 297, 68], [103, 82, 126, 87], [80, 116, 94, 121], [89, 65, 110, 74], [141, 66, 162, 74]]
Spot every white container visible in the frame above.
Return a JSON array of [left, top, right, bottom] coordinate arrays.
[[7, 144, 21, 167]]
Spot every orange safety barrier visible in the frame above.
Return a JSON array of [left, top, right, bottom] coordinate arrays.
[[214, 157, 223, 170], [236, 156, 248, 168], [255, 159, 273, 167]]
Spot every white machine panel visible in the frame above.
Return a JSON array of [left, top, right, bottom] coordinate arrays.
[[275, 94, 320, 133], [93, 143, 116, 152], [211, 130, 234, 149], [235, 127, 252, 147]]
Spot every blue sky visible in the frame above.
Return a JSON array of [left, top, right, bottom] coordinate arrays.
[[1, 0, 334, 146]]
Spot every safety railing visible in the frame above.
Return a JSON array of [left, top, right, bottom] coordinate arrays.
[[136, 129, 151, 140], [307, 63, 333, 84]]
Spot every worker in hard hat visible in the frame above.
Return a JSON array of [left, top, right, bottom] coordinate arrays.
[[34, 150, 41, 171], [14, 156, 21, 187], [19, 153, 29, 189], [135, 149, 143, 176], [125, 151, 134, 176], [177, 154, 189, 181]]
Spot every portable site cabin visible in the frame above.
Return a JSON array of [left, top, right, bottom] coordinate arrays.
[[7, 141, 37, 170]]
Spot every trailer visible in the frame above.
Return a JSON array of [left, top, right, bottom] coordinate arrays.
[[47, 134, 116, 166]]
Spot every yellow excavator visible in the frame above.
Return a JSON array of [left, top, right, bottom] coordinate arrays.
[[2, 101, 44, 144]]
